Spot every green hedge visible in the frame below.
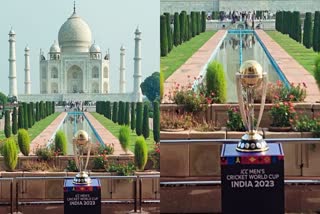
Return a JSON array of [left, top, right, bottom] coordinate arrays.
[[54, 130, 67, 155], [134, 136, 148, 171], [206, 60, 226, 103], [18, 129, 30, 156], [118, 126, 130, 154], [3, 138, 18, 171]]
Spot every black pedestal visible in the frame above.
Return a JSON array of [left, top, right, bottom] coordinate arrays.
[[64, 178, 101, 214], [221, 143, 284, 214]]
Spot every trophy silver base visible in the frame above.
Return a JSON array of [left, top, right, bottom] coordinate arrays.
[[236, 132, 269, 152], [73, 171, 91, 185]]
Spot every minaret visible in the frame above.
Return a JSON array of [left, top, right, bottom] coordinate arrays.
[[24, 46, 31, 94], [119, 45, 126, 93], [8, 28, 17, 97], [133, 27, 142, 102]]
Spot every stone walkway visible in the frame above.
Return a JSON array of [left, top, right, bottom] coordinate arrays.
[[255, 30, 320, 103], [30, 112, 67, 154], [164, 30, 227, 102], [84, 112, 132, 155]]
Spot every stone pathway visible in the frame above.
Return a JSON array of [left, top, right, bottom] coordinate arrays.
[[164, 30, 227, 102], [30, 112, 66, 154], [84, 112, 132, 155], [256, 30, 320, 103]]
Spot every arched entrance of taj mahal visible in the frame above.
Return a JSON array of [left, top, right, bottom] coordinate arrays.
[[67, 65, 83, 93]]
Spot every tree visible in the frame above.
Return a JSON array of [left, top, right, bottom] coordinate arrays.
[[160, 15, 168, 56], [112, 102, 118, 123], [201, 11, 206, 32], [153, 101, 160, 143], [135, 102, 143, 136], [12, 107, 18, 135], [23, 102, 28, 129], [142, 103, 150, 139], [134, 136, 148, 171], [173, 12, 181, 46], [30, 102, 35, 125], [18, 105, 24, 129], [179, 11, 186, 43], [3, 138, 18, 171], [39, 101, 44, 120], [131, 102, 136, 131], [313, 11, 320, 52], [4, 110, 11, 138], [18, 129, 30, 156], [164, 12, 173, 52], [124, 102, 130, 125], [206, 60, 226, 103], [191, 11, 196, 37], [303, 12, 312, 49], [106, 101, 111, 119], [118, 101, 124, 125], [0, 92, 7, 105], [140, 72, 160, 102], [27, 103, 32, 128]]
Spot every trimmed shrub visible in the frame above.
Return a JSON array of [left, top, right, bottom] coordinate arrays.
[[160, 15, 168, 56], [4, 111, 11, 138], [52, 101, 55, 114], [179, 11, 186, 43], [112, 102, 118, 123], [30, 102, 35, 125], [39, 101, 43, 120], [303, 12, 312, 48], [206, 60, 226, 103], [96, 101, 100, 113], [124, 102, 130, 126], [35, 102, 40, 121], [134, 136, 148, 171], [131, 102, 136, 131], [54, 130, 67, 155], [164, 12, 173, 52], [18, 129, 30, 156], [196, 12, 201, 35], [135, 102, 143, 136], [27, 103, 32, 128], [118, 126, 130, 154], [191, 11, 196, 37], [314, 55, 320, 87], [18, 105, 24, 129], [118, 101, 124, 125], [313, 11, 320, 52], [3, 138, 18, 171], [153, 101, 160, 143], [201, 11, 206, 32], [292, 11, 301, 43], [12, 107, 18, 135], [173, 12, 181, 46], [142, 104, 150, 139]]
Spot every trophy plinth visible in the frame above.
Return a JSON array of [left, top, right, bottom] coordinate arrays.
[[72, 130, 92, 185], [236, 60, 268, 153]]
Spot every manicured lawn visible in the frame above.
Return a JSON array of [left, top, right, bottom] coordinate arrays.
[[91, 112, 155, 153], [0, 112, 60, 144], [161, 31, 216, 80], [266, 31, 319, 75]]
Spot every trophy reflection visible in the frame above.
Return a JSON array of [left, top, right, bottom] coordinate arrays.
[[236, 60, 268, 152], [73, 130, 92, 184]]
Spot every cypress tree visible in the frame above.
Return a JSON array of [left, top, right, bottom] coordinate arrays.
[[18, 105, 24, 129], [112, 102, 118, 123], [293, 11, 301, 43], [4, 110, 11, 138], [23, 102, 28, 129], [313, 11, 320, 52], [118, 101, 124, 125], [164, 12, 173, 52], [124, 102, 130, 126], [142, 104, 150, 139], [27, 103, 32, 128], [153, 101, 160, 143], [131, 102, 136, 131], [12, 107, 18, 135], [191, 11, 196, 37], [275, 11, 279, 31], [173, 12, 181, 46], [106, 101, 111, 119], [196, 12, 201, 35], [30, 102, 35, 125], [96, 101, 100, 113], [185, 14, 190, 41], [179, 11, 186, 43], [160, 15, 168, 56], [52, 101, 55, 114], [201, 11, 206, 32], [135, 102, 143, 136], [303, 12, 312, 48], [187, 14, 192, 40], [36, 102, 40, 121], [102, 101, 107, 117], [39, 101, 43, 120]]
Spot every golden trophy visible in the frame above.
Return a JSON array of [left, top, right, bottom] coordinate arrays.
[[236, 60, 268, 152], [72, 130, 92, 184]]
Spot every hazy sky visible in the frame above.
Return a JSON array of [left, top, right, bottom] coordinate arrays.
[[0, 0, 160, 95]]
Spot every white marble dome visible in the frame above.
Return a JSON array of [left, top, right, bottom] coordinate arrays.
[[49, 41, 60, 53], [90, 43, 101, 53], [58, 12, 92, 53]]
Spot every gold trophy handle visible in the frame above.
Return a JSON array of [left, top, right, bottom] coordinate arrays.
[[255, 73, 268, 130]]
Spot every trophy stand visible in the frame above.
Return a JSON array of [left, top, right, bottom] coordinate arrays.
[[220, 60, 284, 214], [64, 130, 101, 214]]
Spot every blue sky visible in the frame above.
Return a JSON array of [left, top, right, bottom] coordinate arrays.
[[0, 0, 160, 94]]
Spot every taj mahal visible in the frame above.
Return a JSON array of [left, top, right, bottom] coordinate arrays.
[[9, 5, 143, 102]]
